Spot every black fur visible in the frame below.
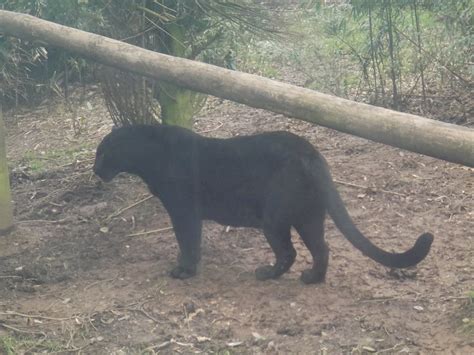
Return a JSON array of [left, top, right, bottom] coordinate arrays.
[[93, 125, 433, 283]]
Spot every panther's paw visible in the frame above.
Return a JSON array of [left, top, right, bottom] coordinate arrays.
[[169, 266, 196, 280], [300, 269, 325, 284], [255, 265, 277, 281]]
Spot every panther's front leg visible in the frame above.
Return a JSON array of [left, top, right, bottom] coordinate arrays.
[[155, 184, 203, 280], [167, 207, 202, 280]]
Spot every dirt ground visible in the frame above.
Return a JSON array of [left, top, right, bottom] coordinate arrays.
[[1, 83, 473, 354]]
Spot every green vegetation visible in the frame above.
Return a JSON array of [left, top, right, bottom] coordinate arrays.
[[281, 1, 472, 118], [20, 145, 94, 174], [1, 0, 279, 127], [0, 336, 17, 355], [0, 0, 105, 107], [0, 1, 471, 123], [0, 335, 63, 354], [461, 290, 474, 334]]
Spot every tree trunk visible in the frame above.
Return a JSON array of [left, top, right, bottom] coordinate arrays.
[[0, 11, 473, 167], [159, 22, 196, 129], [0, 101, 14, 235], [159, 82, 198, 129]]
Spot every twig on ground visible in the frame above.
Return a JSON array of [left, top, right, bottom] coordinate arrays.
[[141, 340, 171, 354], [84, 274, 119, 291], [211, 316, 241, 324], [139, 302, 165, 324], [17, 217, 70, 224], [183, 304, 190, 329], [23, 336, 48, 354], [377, 342, 404, 353], [0, 321, 47, 336], [334, 179, 406, 197], [19, 187, 68, 216], [47, 343, 90, 354], [357, 295, 405, 303], [58, 157, 95, 168], [0, 310, 77, 321], [48, 201, 66, 207], [66, 325, 77, 350], [126, 227, 173, 237], [0, 275, 22, 279], [106, 195, 153, 220], [441, 296, 469, 301], [143, 338, 197, 353], [86, 312, 99, 332], [121, 301, 166, 325], [197, 121, 224, 134]]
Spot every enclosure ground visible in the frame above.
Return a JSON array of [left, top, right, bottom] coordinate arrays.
[[1, 87, 473, 354]]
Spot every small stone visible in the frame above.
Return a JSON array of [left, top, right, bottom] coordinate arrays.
[[227, 341, 243, 347], [362, 346, 376, 352], [196, 336, 210, 343], [266, 341, 276, 351], [277, 325, 302, 336], [252, 332, 264, 341], [183, 302, 196, 314]]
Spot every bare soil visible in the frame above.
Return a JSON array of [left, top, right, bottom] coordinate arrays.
[[1, 85, 473, 354]]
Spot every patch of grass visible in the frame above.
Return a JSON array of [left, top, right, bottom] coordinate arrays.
[[21, 144, 95, 173], [23, 151, 47, 173], [468, 290, 474, 301], [0, 335, 62, 354], [281, 4, 472, 113], [0, 336, 16, 355], [461, 290, 474, 334]]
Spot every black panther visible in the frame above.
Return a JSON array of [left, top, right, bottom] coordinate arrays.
[[93, 124, 433, 284]]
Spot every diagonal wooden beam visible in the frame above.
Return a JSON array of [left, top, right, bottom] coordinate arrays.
[[0, 10, 472, 166]]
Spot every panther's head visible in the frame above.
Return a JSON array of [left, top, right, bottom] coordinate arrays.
[[93, 136, 121, 182]]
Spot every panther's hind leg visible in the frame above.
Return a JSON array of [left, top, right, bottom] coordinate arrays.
[[295, 210, 328, 284], [255, 221, 296, 281]]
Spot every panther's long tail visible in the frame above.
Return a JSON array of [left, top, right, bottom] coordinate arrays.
[[309, 157, 433, 268]]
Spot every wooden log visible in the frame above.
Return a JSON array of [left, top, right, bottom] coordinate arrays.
[[0, 10, 473, 167]]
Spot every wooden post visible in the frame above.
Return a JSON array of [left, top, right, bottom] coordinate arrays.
[[0, 10, 473, 167], [0, 99, 14, 235]]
